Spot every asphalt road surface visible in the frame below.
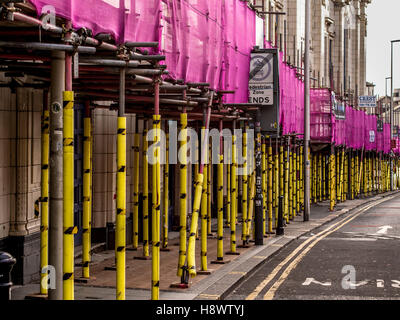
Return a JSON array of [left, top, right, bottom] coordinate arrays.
[[226, 194, 400, 300]]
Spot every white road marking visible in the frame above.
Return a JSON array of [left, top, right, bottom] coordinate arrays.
[[299, 236, 376, 241], [375, 225, 393, 235], [302, 278, 332, 286]]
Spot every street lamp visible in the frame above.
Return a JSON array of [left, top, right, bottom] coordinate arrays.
[[303, 0, 310, 221], [390, 40, 400, 190], [385, 77, 391, 120]]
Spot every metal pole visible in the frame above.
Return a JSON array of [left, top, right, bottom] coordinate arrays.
[[40, 93, 49, 295], [151, 89, 161, 300], [63, 21, 75, 299], [116, 68, 126, 300], [48, 50, 65, 300], [391, 42, 394, 190], [254, 111, 263, 245], [82, 102, 92, 280], [303, 0, 311, 221]]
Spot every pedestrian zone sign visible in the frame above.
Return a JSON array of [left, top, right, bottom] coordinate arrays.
[[248, 52, 274, 105]]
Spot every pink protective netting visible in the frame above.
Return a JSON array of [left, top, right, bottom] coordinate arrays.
[[161, 0, 255, 103], [310, 89, 332, 143], [27, 1, 392, 153], [28, 0, 255, 103], [276, 49, 304, 136], [309, 88, 391, 153], [28, 0, 161, 44]]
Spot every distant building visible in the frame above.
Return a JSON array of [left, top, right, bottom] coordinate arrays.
[[254, 0, 371, 105]]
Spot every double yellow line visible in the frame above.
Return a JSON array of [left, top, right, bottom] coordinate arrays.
[[245, 195, 396, 300]]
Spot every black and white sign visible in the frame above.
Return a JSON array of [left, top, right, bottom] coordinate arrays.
[[359, 96, 377, 108], [248, 53, 274, 105], [369, 130, 375, 143], [332, 93, 346, 120], [377, 119, 383, 132]]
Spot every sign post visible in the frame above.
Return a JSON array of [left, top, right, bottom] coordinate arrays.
[[248, 48, 279, 134]]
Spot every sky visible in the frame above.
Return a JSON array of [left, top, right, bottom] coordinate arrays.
[[366, 0, 400, 97]]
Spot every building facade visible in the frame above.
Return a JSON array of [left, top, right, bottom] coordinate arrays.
[[254, 0, 371, 104], [0, 0, 373, 285]]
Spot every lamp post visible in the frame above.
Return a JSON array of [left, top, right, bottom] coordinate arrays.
[[303, 0, 310, 221], [390, 40, 400, 190], [386, 76, 391, 121]]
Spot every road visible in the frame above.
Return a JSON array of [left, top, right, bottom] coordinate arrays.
[[226, 194, 400, 300]]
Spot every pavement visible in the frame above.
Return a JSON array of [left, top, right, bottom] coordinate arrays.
[[11, 190, 400, 300]]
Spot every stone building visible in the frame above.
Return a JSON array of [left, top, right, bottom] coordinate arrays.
[[253, 0, 371, 104]]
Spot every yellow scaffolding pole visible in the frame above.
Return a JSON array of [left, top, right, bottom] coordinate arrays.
[[288, 144, 293, 220], [279, 143, 284, 222], [187, 104, 212, 277], [355, 152, 359, 196], [207, 141, 212, 236], [322, 153, 326, 201], [336, 151, 339, 201], [132, 133, 140, 250], [151, 114, 161, 300], [82, 116, 92, 279], [350, 151, 354, 200], [187, 170, 204, 277], [40, 109, 49, 295], [344, 151, 348, 201], [63, 91, 75, 300], [116, 116, 126, 300], [274, 142, 279, 228], [226, 162, 231, 227], [329, 150, 335, 211], [162, 132, 169, 250], [216, 151, 224, 260], [247, 156, 256, 241], [177, 114, 188, 277], [318, 153, 322, 202], [292, 144, 297, 218], [299, 146, 304, 212], [284, 143, 289, 223], [358, 149, 364, 196], [296, 144, 300, 214], [313, 153, 317, 203], [200, 137, 208, 271], [363, 154, 367, 196], [261, 138, 266, 235], [267, 138, 273, 233], [241, 130, 248, 242], [142, 127, 149, 258], [229, 134, 238, 254]]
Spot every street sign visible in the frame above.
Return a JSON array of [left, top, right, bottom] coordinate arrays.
[[369, 130, 375, 143], [377, 119, 383, 132], [248, 52, 274, 105], [359, 96, 377, 108]]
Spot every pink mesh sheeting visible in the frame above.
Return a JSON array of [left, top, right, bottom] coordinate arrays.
[[310, 89, 332, 143], [28, 0, 255, 102], [345, 106, 355, 148], [333, 109, 346, 146], [222, 0, 255, 103], [28, 0, 160, 44], [395, 137, 400, 155], [384, 123, 391, 154], [364, 114, 377, 151], [279, 52, 304, 136]]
